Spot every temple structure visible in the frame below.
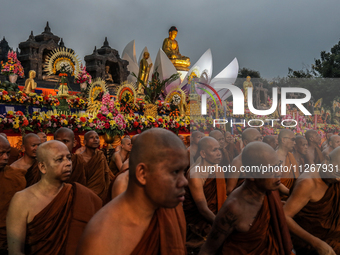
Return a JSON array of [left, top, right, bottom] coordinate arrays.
[[84, 37, 129, 94], [18, 22, 65, 81]]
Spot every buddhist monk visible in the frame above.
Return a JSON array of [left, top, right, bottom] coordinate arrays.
[[209, 130, 230, 168], [0, 133, 21, 165], [226, 128, 262, 195], [284, 147, 340, 254], [305, 129, 324, 164], [54, 127, 87, 186], [11, 133, 41, 187], [76, 128, 188, 255], [263, 135, 277, 150], [108, 135, 139, 201], [109, 137, 132, 176], [321, 132, 333, 151], [0, 136, 26, 254], [188, 131, 204, 164], [6, 140, 102, 255], [224, 131, 239, 162], [37, 132, 47, 143], [199, 143, 293, 255], [80, 131, 113, 201], [184, 137, 226, 253], [322, 135, 340, 158], [276, 129, 299, 199]]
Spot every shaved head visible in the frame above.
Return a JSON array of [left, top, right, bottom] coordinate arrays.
[[305, 130, 318, 141], [54, 127, 75, 140], [37, 140, 68, 164], [0, 133, 7, 139], [129, 128, 187, 181], [209, 130, 225, 148], [122, 137, 131, 145], [191, 131, 204, 145], [37, 132, 47, 143], [131, 134, 139, 144], [242, 142, 276, 167], [84, 131, 97, 141], [242, 128, 262, 144], [263, 135, 276, 149], [329, 135, 340, 149], [278, 129, 294, 145], [295, 135, 306, 144], [23, 133, 40, 146], [0, 135, 10, 169]]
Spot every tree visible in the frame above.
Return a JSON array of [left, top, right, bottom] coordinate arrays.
[[313, 40, 340, 78]]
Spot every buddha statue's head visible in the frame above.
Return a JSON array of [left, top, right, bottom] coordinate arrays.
[[29, 70, 36, 79], [105, 66, 110, 73], [168, 26, 178, 40], [246, 76, 251, 82], [143, 52, 150, 60]]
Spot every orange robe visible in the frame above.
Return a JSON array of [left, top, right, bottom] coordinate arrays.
[[292, 182, 340, 254], [0, 166, 26, 253], [25, 160, 41, 187], [84, 150, 113, 202], [281, 152, 299, 200], [221, 191, 293, 255], [184, 173, 226, 251], [25, 183, 102, 255], [67, 154, 87, 186], [131, 204, 186, 255]]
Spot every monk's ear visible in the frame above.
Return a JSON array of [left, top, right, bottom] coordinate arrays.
[[200, 150, 206, 159], [38, 162, 47, 175], [135, 163, 147, 185]]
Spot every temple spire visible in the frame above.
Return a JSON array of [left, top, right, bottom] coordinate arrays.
[[103, 37, 109, 47], [43, 21, 52, 34], [59, 38, 65, 47]]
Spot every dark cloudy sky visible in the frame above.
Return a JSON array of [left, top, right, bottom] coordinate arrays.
[[1, 0, 340, 79]]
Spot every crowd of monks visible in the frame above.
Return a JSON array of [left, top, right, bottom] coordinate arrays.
[[0, 126, 340, 255]]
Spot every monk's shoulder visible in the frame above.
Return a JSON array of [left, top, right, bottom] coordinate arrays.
[[10, 158, 26, 170], [231, 154, 242, 167], [220, 191, 242, 216], [292, 175, 317, 197]]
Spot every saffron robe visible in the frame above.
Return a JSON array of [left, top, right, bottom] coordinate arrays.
[[131, 204, 187, 255], [84, 150, 113, 202], [221, 191, 293, 255], [25, 183, 102, 255], [292, 182, 340, 254], [0, 166, 26, 252], [281, 152, 299, 200], [226, 143, 239, 163]]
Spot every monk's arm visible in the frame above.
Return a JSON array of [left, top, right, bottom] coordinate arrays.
[[7, 193, 28, 255], [199, 202, 237, 255], [278, 183, 289, 196], [189, 178, 215, 224], [226, 158, 241, 196], [284, 179, 335, 254]]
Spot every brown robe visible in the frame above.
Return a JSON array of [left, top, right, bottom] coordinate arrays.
[[226, 143, 239, 163], [8, 147, 21, 165], [292, 182, 340, 254], [25, 160, 41, 187], [221, 191, 293, 255], [314, 147, 324, 164], [0, 166, 27, 253], [25, 183, 102, 255], [184, 173, 227, 252], [84, 150, 113, 202], [131, 204, 187, 255], [67, 154, 87, 186], [281, 152, 299, 200]]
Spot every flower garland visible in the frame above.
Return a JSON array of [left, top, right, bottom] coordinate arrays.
[[0, 51, 25, 77]]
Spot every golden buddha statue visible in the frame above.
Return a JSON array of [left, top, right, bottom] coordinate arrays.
[[23, 70, 37, 94], [137, 52, 153, 95], [243, 76, 253, 105], [104, 66, 114, 84], [162, 26, 190, 71]]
